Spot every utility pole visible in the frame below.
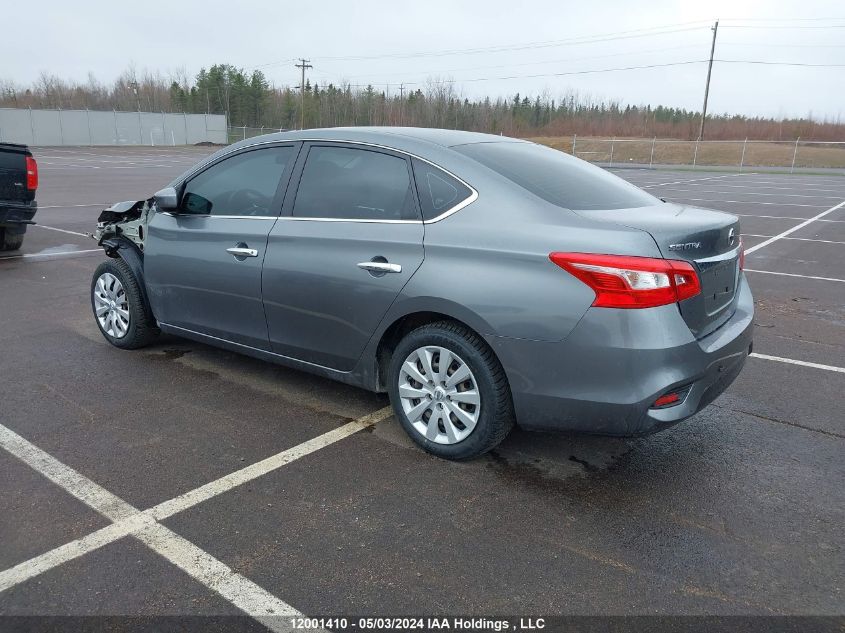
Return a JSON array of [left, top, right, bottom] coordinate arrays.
[[398, 84, 405, 125], [294, 58, 312, 130], [698, 19, 719, 141]]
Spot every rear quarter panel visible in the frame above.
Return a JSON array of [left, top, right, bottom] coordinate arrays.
[[400, 176, 664, 343]]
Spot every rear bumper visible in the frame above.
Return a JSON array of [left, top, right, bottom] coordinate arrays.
[[489, 274, 754, 436], [0, 201, 37, 233]]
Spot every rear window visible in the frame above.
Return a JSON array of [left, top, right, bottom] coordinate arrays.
[[455, 142, 658, 211], [412, 158, 474, 221]]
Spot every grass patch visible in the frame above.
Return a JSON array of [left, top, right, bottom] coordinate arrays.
[[529, 136, 845, 170]]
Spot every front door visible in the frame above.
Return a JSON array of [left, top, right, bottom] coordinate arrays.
[[145, 144, 299, 350], [263, 143, 425, 370]]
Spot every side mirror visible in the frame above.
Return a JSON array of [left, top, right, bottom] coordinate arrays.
[[154, 186, 179, 212]]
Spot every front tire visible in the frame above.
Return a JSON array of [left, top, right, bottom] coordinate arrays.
[[388, 321, 514, 460], [91, 258, 158, 349]]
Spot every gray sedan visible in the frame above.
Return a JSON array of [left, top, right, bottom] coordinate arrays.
[[91, 127, 754, 460]]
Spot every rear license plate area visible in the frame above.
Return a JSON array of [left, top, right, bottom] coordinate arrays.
[[704, 259, 738, 314]]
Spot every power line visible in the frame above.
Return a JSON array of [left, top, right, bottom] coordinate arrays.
[[720, 16, 845, 22], [314, 25, 711, 62], [249, 20, 843, 71], [714, 59, 845, 67], [720, 24, 845, 29], [720, 42, 845, 48], [318, 61, 710, 88], [247, 21, 712, 70], [318, 44, 705, 81], [303, 57, 845, 92]]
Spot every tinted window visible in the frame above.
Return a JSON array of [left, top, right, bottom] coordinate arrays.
[[293, 146, 417, 220], [412, 158, 474, 221], [180, 146, 295, 216], [455, 142, 658, 211]]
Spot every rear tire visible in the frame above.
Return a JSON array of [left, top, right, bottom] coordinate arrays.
[[388, 321, 514, 460], [91, 258, 159, 349], [0, 229, 24, 251]]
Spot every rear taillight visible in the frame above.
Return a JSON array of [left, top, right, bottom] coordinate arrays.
[[549, 252, 701, 309], [738, 236, 745, 271], [25, 156, 38, 191]]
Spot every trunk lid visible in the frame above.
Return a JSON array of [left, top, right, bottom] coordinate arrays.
[[575, 203, 742, 338], [0, 142, 33, 205]]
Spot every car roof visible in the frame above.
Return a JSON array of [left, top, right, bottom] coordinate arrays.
[[226, 126, 527, 155], [170, 126, 530, 186], [174, 127, 530, 188]]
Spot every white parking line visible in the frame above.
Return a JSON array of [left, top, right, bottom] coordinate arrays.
[[659, 189, 843, 200], [39, 164, 192, 170], [32, 224, 90, 238], [744, 269, 845, 283], [149, 407, 392, 521], [641, 174, 737, 189], [0, 407, 392, 626], [741, 234, 845, 245], [663, 197, 828, 209], [684, 183, 845, 194], [745, 199, 845, 255], [0, 248, 102, 261], [134, 522, 302, 627], [0, 423, 136, 522], [735, 214, 845, 223], [39, 203, 107, 209], [730, 177, 845, 186], [750, 353, 845, 374]]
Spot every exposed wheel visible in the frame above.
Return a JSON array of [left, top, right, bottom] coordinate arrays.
[[0, 229, 24, 251], [91, 258, 158, 349], [388, 321, 514, 460]]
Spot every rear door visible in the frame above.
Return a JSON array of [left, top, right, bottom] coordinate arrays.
[[145, 143, 300, 349], [262, 142, 424, 371]]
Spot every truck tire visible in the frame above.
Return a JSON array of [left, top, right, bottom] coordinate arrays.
[[0, 229, 24, 251]]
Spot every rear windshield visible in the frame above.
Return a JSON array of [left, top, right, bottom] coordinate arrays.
[[455, 142, 658, 210]]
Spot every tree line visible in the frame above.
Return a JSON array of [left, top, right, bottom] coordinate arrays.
[[1, 64, 842, 141]]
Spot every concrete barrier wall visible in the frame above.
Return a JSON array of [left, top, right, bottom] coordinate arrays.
[[0, 108, 227, 146]]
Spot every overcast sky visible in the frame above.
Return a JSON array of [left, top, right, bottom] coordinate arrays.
[[3, 0, 844, 119]]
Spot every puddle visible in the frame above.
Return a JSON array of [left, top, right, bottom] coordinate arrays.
[[371, 414, 636, 484]]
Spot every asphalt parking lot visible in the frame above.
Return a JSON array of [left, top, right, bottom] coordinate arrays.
[[0, 146, 843, 630]]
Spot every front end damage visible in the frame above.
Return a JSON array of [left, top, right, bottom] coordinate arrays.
[[93, 199, 157, 315], [93, 199, 154, 253]]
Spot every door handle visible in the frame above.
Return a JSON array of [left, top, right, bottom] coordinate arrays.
[[226, 247, 258, 258], [357, 261, 402, 274]]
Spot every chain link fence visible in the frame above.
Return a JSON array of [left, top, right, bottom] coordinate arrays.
[[223, 128, 845, 173], [227, 126, 290, 144], [534, 136, 845, 173]]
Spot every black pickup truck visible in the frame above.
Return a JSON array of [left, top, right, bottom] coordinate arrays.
[[0, 142, 38, 251]]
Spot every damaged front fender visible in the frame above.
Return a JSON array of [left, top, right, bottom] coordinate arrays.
[[94, 198, 154, 251]]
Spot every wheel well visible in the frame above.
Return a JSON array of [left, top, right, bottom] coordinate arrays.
[[375, 311, 478, 392]]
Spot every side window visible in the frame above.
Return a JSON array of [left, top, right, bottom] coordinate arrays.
[[292, 146, 417, 221], [180, 146, 295, 217], [412, 158, 474, 221]]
